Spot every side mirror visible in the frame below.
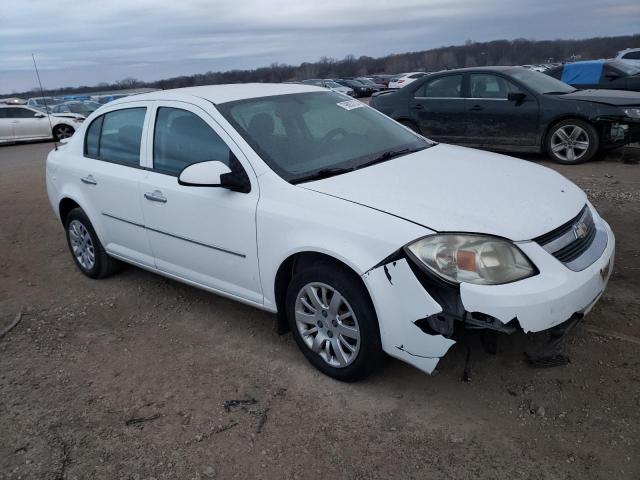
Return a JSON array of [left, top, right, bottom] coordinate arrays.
[[605, 73, 620, 81], [507, 92, 527, 104], [178, 160, 251, 193], [178, 161, 231, 187], [34, 113, 46, 118]]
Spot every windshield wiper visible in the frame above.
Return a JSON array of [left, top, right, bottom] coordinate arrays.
[[355, 146, 426, 171], [290, 166, 355, 184]]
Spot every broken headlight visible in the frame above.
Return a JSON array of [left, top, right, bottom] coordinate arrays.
[[406, 234, 536, 285]]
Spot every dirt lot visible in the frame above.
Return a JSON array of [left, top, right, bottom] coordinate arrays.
[[1, 141, 639, 480]]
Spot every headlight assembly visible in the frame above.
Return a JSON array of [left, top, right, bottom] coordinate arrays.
[[622, 108, 640, 119], [405, 234, 537, 285]]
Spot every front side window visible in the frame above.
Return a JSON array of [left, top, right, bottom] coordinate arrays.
[[83, 107, 146, 166], [218, 91, 430, 183], [622, 51, 640, 60], [9, 108, 38, 119], [0, 108, 9, 119], [153, 107, 232, 176], [469, 74, 520, 99], [415, 75, 463, 98]]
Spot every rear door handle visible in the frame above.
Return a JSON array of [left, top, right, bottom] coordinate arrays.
[[411, 104, 424, 110], [144, 190, 167, 203], [81, 175, 97, 185], [469, 105, 484, 112]]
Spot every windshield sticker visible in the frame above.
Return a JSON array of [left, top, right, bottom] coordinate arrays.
[[336, 99, 364, 111]]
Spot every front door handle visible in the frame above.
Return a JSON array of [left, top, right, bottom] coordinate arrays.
[[411, 104, 424, 110], [81, 175, 97, 185], [469, 105, 484, 112], [144, 190, 167, 203]]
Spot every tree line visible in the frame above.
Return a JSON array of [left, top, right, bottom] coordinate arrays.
[[9, 34, 640, 97]]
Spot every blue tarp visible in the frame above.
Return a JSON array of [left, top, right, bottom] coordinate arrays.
[[561, 61, 604, 85]]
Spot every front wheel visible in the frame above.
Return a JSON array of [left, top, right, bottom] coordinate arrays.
[[546, 119, 598, 164], [285, 261, 383, 382], [53, 124, 75, 141]]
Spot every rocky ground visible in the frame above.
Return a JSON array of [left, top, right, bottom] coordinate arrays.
[[0, 142, 638, 479]]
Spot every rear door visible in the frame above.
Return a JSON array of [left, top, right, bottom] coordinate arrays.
[[139, 101, 262, 304], [465, 73, 539, 147], [74, 102, 155, 266], [409, 74, 466, 142]]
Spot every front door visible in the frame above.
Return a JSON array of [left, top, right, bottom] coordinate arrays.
[[409, 74, 466, 143], [0, 107, 14, 141], [10, 107, 51, 139], [465, 73, 539, 147], [139, 101, 262, 304]]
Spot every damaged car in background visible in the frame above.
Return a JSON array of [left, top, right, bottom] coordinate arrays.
[[370, 66, 640, 164], [46, 84, 614, 381]]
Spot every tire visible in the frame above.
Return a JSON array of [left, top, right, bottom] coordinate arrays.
[[399, 119, 421, 134], [64, 208, 119, 279], [546, 119, 598, 164], [285, 261, 383, 382], [53, 124, 75, 141]]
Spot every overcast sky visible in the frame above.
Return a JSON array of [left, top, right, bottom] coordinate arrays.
[[1, 0, 639, 93]]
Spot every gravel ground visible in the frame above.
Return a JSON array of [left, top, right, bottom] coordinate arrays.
[[1, 141, 639, 479]]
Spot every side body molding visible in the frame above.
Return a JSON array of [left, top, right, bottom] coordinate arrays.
[[363, 258, 456, 374]]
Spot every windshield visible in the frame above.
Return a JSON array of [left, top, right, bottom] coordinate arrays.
[[325, 81, 343, 88], [508, 68, 576, 94], [611, 61, 640, 76], [66, 102, 93, 114], [218, 91, 431, 183], [358, 78, 376, 86]]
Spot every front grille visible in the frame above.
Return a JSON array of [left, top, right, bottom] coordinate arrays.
[[534, 206, 596, 264]]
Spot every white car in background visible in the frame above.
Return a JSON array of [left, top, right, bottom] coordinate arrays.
[[616, 48, 640, 67], [46, 84, 614, 381], [388, 72, 427, 89], [302, 79, 354, 96], [0, 104, 83, 144]]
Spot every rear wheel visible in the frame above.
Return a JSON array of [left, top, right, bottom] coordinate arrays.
[[546, 119, 598, 164], [285, 261, 383, 381], [65, 208, 119, 278], [53, 124, 75, 141]]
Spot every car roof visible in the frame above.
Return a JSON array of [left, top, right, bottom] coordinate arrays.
[[109, 83, 324, 106], [430, 66, 522, 74]]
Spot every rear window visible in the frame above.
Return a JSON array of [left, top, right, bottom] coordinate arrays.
[[84, 107, 146, 166]]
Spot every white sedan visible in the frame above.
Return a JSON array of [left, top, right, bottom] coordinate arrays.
[[0, 104, 83, 144], [388, 72, 428, 89], [46, 84, 614, 381]]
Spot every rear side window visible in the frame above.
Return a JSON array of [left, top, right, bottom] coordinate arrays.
[[469, 74, 521, 99], [84, 107, 146, 166], [153, 107, 232, 176], [85, 116, 103, 158], [415, 75, 463, 98], [622, 51, 640, 60], [0, 108, 8, 119]]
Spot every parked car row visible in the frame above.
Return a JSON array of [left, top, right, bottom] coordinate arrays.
[[545, 60, 640, 93], [370, 66, 640, 164]]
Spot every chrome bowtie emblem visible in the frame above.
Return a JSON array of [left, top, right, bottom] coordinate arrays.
[[573, 221, 588, 240]]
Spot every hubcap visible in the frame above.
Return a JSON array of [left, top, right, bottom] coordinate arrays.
[[550, 125, 589, 162], [294, 282, 360, 368], [68, 220, 95, 270], [56, 126, 74, 139]]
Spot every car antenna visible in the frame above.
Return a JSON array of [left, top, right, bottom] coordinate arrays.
[[32, 53, 57, 151]]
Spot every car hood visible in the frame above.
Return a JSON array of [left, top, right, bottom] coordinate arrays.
[[300, 144, 586, 241], [557, 88, 640, 106]]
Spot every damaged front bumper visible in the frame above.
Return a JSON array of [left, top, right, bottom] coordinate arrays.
[[362, 214, 615, 375]]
